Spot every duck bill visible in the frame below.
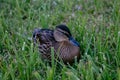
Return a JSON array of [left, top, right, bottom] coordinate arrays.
[[69, 37, 80, 47]]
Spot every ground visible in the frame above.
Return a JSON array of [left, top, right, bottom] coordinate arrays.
[[0, 0, 120, 80]]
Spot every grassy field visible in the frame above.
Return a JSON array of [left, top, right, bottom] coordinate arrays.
[[0, 0, 120, 80]]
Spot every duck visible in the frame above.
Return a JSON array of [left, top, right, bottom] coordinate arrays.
[[33, 24, 80, 64]]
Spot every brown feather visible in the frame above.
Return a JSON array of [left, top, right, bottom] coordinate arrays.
[[33, 25, 80, 64]]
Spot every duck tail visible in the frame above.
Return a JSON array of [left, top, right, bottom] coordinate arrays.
[[33, 28, 41, 46]]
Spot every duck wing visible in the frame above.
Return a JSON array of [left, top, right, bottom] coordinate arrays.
[[33, 28, 56, 60], [33, 29, 56, 44]]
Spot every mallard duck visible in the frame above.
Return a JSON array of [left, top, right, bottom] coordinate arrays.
[[33, 24, 80, 64]]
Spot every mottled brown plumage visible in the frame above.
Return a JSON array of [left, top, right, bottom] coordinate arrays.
[[33, 24, 80, 64]]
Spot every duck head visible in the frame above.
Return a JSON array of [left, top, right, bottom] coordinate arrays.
[[54, 24, 80, 47]]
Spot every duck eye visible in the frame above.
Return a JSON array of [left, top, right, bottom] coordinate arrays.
[[63, 32, 70, 37], [57, 29, 70, 37]]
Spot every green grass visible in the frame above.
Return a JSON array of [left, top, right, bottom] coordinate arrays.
[[0, 0, 120, 80]]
